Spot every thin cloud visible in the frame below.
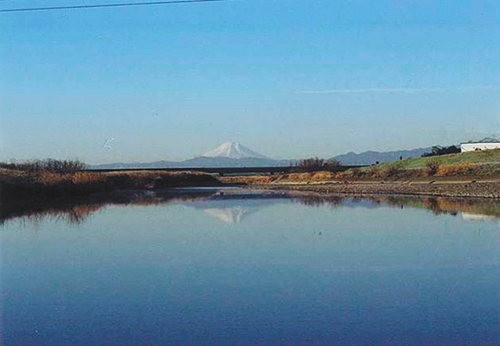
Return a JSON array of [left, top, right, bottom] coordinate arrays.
[[296, 86, 498, 94], [101, 138, 115, 151]]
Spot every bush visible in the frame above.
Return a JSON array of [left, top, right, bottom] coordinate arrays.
[[425, 160, 440, 176], [367, 166, 382, 178], [349, 167, 366, 178], [336, 167, 364, 179], [381, 163, 404, 178], [295, 157, 341, 172], [0, 159, 87, 174]]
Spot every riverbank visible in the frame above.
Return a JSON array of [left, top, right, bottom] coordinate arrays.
[[247, 180, 500, 199], [3, 165, 500, 204], [0, 169, 222, 202]]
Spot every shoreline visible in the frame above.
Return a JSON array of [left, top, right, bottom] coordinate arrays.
[[4, 180, 500, 224], [4, 184, 500, 226], [246, 180, 500, 199], [4, 165, 500, 208]]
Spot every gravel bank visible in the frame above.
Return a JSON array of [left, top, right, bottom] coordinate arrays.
[[252, 181, 500, 199]]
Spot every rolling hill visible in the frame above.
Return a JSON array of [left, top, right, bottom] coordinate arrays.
[[333, 147, 432, 165]]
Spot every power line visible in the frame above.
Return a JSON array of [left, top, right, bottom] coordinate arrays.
[[0, 0, 226, 13]]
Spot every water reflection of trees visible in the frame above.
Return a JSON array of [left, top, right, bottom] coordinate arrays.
[[366, 195, 500, 219], [3, 189, 500, 225], [292, 195, 344, 208], [291, 193, 500, 220], [0, 189, 219, 225], [14, 204, 103, 225]]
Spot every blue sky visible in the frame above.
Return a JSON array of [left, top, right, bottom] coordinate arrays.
[[1, 0, 499, 163]]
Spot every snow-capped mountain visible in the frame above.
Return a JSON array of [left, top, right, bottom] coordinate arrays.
[[202, 142, 268, 159], [91, 141, 293, 169]]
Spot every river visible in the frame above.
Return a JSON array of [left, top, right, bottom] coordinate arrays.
[[2, 188, 500, 345]]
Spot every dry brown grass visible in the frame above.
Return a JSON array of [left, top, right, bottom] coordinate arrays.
[[104, 170, 208, 178], [0, 159, 87, 174], [1, 169, 222, 201], [229, 161, 490, 185], [267, 171, 337, 184], [436, 162, 478, 176], [220, 175, 276, 185], [310, 171, 337, 180], [333, 161, 485, 180], [70, 171, 106, 183], [220, 172, 341, 185]]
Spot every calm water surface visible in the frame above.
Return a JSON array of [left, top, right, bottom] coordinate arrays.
[[2, 189, 500, 345]]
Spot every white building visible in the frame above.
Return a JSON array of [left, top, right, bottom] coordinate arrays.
[[461, 138, 500, 153]]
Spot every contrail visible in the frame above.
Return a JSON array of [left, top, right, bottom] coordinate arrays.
[[0, 0, 226, 13], [102, 138, 115, 150], [296, 86, 498, 94]]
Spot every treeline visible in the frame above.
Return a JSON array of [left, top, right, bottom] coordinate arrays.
[[421, 145, 460, 157], [295, 158, 341, 172], [0, 159, 87, 174]]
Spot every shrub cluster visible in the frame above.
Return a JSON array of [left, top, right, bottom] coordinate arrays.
[[295, 158, 341, 172], [335, 160, 481, 180], [0, 159, 87, 174], [339, 163, 408, 179], [336, 167, 366, 179], [381, 163, 405, 177], [425, 160, 440, 176]]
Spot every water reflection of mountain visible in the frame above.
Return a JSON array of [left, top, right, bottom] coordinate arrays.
[[187, 196, 285, 224], [3, 188, 500, 225], [203, 207, 256, 224]]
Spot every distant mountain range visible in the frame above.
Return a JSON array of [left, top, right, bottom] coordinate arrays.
[[332, 147, 433, 165], [91, 141, 438, 169], [91, 142, 292, 169]]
